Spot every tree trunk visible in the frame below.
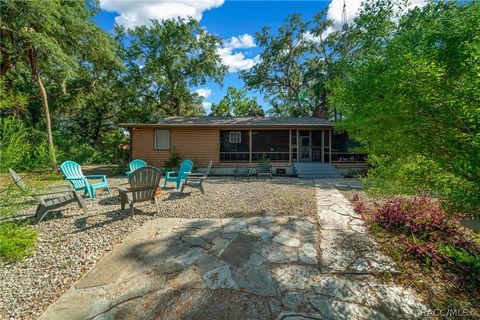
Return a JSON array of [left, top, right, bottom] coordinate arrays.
[[33, 71, 57, 168], [174, 98, 181, 116]]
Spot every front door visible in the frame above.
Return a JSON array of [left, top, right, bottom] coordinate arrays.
[[300, 136, 310, 161]]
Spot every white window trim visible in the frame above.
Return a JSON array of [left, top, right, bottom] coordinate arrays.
[[229, 131, 241, 144], [154, 129, 170, 150]]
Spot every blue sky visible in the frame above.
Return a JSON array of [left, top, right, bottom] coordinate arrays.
[[94, 0, 426, 112], [94, 1, 333, 112]]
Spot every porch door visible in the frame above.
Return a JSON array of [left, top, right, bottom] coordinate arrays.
[[300, 136, 311, 161]]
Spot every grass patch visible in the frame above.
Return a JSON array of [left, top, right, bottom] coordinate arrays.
[[0, 171, 63, 261], [0, 222, 37, 260]]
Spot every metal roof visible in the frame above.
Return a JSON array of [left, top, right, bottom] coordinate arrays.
[[120, 116, 333, 128]]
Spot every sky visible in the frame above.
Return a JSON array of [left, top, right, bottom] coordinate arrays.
[[93, 0, 426, 113]]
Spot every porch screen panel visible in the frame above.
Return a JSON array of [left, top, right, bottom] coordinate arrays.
[[220, 130, 250, 162], [291, 130, 297, 162], [311, 131, 323, 161], [251, 130, 289, 162], [324, 131, 330, 163], [331, 133, 366, 162]]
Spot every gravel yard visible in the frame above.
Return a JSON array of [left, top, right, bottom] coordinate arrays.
[[0, 177, 317, 320]]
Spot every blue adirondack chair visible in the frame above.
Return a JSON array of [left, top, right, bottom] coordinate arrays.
[[163, 160, 193, 190], [60, 161, 110, 200], [125, 159, 147, 177]]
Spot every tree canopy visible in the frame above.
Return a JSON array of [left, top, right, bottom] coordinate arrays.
[[328, 0, 480, 212], [210, 87, 264, 117], [118, 18, 227, 120], [241, 13, 336, 116]]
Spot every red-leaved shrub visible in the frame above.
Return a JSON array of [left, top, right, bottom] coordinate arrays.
[[405, 240, 443, 263], [373, 195, 452, 235]]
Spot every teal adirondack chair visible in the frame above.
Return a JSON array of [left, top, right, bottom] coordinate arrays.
[[125, 159, 147, 177], [163, 160, 193, 190], [60, 161, 110, 200]]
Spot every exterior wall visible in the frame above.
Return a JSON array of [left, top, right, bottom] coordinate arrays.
[[131, 128, 219, 167]]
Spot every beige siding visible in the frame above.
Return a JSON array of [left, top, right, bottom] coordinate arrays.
[[131, 128, 219, 167]]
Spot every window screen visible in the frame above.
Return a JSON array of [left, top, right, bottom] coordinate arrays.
[[154, 130, 170, 149]]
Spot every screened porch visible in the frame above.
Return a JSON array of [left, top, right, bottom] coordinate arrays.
[[219, 129, 334, 163]]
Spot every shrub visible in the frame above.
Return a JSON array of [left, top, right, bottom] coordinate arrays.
[[164, 148, 182, 169], [0, 117, 52, 172], [372, 196, 452, 235], [0, 222, 37, 260]]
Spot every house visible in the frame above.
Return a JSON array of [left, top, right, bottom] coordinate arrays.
[[119, 117, 367, 176]]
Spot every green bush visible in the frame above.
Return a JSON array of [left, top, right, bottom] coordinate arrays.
[[164, 148, 182, 170], [0, 117, 52, 172], [363, 155, 480, 215], [439, 244, 480, 275], [0, 222, 37, 260]]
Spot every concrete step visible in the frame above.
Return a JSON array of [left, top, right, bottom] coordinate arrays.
[[293, 162, 342, 179]]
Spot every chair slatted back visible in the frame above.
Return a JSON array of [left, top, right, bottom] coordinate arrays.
[[129, 159, 147, 172], [9, 168, 45, 206], [236, 163, 249, 174], [128, 166, 162, 203], [60, 161, 86, 189], [257, 162, 271, 174], [179, 160, 193, 178]]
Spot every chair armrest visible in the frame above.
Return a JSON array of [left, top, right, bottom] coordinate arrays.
[[84, 174, 107, 179], [166, 171, 178, 178], [187, 173, 204, 177], [32, 189, 76, 197]]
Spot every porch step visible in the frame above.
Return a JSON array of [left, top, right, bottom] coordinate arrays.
[[293, 163, 343, 179]]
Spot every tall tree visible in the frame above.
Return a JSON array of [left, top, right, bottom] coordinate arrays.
[[120, 18, 227, 118], [328, 0, 480, 213], [210, 87, 264, 117], [0, 0, 121, 167], [241, 13, 335, 116]]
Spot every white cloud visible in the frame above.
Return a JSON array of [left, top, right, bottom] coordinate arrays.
[[100, 0, 224, 28], [225, 34, 256, 49], [195, 88, 212, 99], [217, 33, 259, 72], [202, 101, 212, 113], [303, 31, 322, 43], [323, 0, 427, 37]]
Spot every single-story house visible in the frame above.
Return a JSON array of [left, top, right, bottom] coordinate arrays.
[[119, 117, 366, 176]]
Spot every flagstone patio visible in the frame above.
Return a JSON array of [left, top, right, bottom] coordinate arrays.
[[40, 181, 428, 320]]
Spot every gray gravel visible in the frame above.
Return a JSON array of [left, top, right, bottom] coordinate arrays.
[[0, 177, 317, 320]]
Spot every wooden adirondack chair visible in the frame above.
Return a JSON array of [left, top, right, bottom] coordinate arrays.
[[125, 159, 147, 177], [9, 169, 87, 224], [60, 160, 110, 200], [163, 160, 193, 190], [181, 161, 212, 194], [118, 166, 162, 215]]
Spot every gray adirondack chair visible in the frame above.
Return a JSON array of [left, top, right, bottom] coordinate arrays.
[[9, 169, 87, 224], [181, 161, 212, 194], [118, 166, 162, 215]]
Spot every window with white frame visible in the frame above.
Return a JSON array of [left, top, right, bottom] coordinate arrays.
[[229, 131, 241, 143], [154, 130, 170, 149]]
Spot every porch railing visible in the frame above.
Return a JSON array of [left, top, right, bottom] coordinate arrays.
[[219, 152, 290, 162], [331, 152, 366, 162]]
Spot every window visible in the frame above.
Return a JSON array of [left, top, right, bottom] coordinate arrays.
[[229, 131, 241, 143], [154, 130, 170, 150]]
